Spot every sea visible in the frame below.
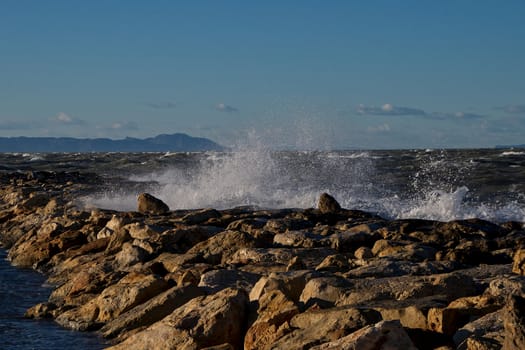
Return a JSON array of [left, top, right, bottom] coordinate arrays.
[[1, 148, 524, 349]]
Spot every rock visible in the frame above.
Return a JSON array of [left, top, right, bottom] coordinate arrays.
[[330, 231, 378, 252], [25, 302, 57, 319], [512, 249, 525, 275], [485, 276, 525, 301], [160, 225, 220, 253], [100, 284, 204, 339], [344, 259, 456, 279], [55, 272, 169, 331], [273, 231, 327, 248], [197, 268, 260, 293], [244, 289, 300, 350], [453, 310, 504, 349], [466, 336, 503, 350], [49, 259, 123, 306], [137, 193, 170, 215], [337, 271, 479, 307], [503, 295, 525, 350], [264, 217, 313, 234], [125, 222, 165, 240], [286, 256, 306, 271], [105, 288, 248, 350], [315, 254, 350, 272], [249, 270, 321, 303], [2, 171, 525, 350], [115, 242, 150, 269], [269, 306, 382, 349], [186, 230, 262, 265], [428, 295, 500, 336], [180, 208, 221, 225], [227, 247, 293, 267], [18, 193, 51, 210], [354, 246, 373, 260], [300, 277, 352, 308], [318, 193, 341, 214], [309, 320, 418, 350]]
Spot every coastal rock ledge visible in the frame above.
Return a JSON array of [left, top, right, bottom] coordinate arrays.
[[1, 171, 525, 349]]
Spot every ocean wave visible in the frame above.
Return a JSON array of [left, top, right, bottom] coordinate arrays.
[[500, 151, 525, 156]]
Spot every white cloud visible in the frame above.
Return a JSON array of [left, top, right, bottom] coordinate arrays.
[[500, 104, 525, 114], [357, 104, 426, 116], [215, 103, 239, 113], [355, 104, 486, 120], [428, 111, 485, 120], [111, 121, 138, 130], [145, 102, 177, 109], [367, 123, 391, 133], [56, 112, 72, 122], [51, 112, 85, 125]]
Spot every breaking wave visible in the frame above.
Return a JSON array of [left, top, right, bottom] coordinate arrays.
[[85, 146, 525, 223]]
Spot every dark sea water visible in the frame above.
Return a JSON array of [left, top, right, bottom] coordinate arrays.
[[0, 148, 524, 348], [0, 250, 107, 350]]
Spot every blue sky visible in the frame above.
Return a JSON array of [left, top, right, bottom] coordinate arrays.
[[1, 1, 524, 149]]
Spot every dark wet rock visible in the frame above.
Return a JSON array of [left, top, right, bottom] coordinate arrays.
[[180, 208, 221, 225], [137, 193, 170, 215], [263, 217, 314, 233], [329, 230, 379, 252], [318, 193, 341, 214]]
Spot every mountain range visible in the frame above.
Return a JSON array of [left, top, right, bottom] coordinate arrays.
[[0, 133, 224, 152]]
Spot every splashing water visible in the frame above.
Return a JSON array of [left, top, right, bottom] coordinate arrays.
[[85, 148, 525, 223]]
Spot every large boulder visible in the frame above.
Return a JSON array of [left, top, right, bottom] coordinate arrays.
[[101, 284, 204, 339], [55, 272, 169, 331], [269, 307, 381, 349], [318, 193, 341, 214], [503, 295, 525, 350], [137, 193, 170, 215], [244, 289, 300, 350], [106, 288, 248, 350], [309, 320, 418, 350]]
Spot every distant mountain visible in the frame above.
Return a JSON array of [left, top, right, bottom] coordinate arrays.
[[495, 144, 525, 149], [0, 133, 224, 152]]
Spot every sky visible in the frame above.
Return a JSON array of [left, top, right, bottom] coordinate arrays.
[[1, 0, 524, 149]]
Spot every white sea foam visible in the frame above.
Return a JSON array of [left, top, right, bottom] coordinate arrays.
[[85, 143, 525, 223], [500, 151, 525, 156]]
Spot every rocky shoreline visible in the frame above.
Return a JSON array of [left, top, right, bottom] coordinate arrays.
[[1, 171, 525, 349]]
